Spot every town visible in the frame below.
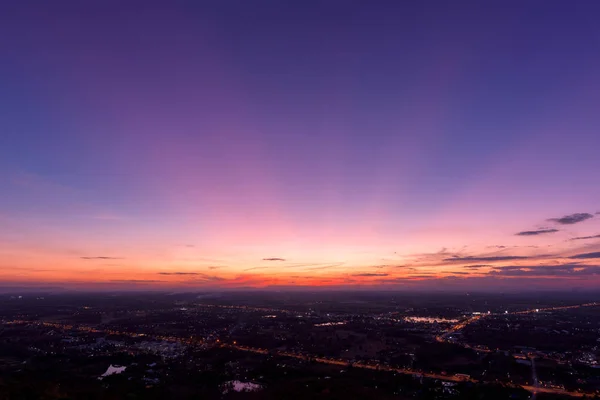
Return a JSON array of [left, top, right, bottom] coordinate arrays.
[[1, 291, 599, 399]]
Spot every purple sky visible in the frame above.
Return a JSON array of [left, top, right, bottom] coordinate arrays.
[[1, 1, 600, 291]]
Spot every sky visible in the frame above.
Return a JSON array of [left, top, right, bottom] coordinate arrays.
[[1, 1, 600, 291]]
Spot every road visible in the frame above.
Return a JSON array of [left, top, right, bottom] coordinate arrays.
[[437, 302, 598, 344], [530, 356, 539, 400], [225, 343, 592, 397]]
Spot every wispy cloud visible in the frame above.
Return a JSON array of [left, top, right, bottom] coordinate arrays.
[[569, 234, 600, 241], [351, 273, 389, 277], [190, 275, 226, 282], [110, 279, 163, 283], [444, 256, 529, 262], [370, 264, 414, 269], [244, 266, 271, 272], [306, 262, 345, 271], [548, 213, 594, 225], [277, 262, 346, 270], [81, 256, 123, 260], [263, 257, 286, 261], [405, 274, 438, 279], [175, 274, 226, 283], [569, 252, 600, 259], [406, 247, 462, 263], [158, 272, 199, 275], [488, 264, 600, 277], [10, 267, 57, 272], [462, 264, 491, 269], [516, 229, 559, 236]]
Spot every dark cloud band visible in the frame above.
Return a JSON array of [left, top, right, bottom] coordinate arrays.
[[444, 256, 529, 262], [548, 213, 593, 225], [516, 229, 558, 236]]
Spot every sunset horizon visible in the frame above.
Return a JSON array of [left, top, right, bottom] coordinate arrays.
[[2, 2, 600, 292]]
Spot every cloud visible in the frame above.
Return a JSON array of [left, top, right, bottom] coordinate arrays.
[[190, 275, 226, 282], [109, 279, 164, 283], [441, 275, 464, 280], [351, 273, 389, 277], [373, 276, 434, 284], [516, 229, 559, 236], [462, 264, 491, 269], [11, 267, 57, 272], [444, 256, 529, 262], [569, 234, 600, 241], [548, 213, 594, 225], [486, 245, 507, 249], [370, 264, 414, 270], [244, 266, 271, 271], [278, 262, 346, 270], [569, 252, 600, 259], [371, 264, 412, 269], [177, 274, 227, 283], [157, 272, 227, 282], [488, 264, 600, 277], [306, 262, 346, 271], [208, 266, 222, 270], [81, 256, 123, 260], [263, 257, 286, 261], [158, 272, 199, 275], [409, 248, 460, 263]]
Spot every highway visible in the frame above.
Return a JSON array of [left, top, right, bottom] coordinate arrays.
[[224, 343, 592, 397]]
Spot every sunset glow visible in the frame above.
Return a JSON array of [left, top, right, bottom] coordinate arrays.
[[1, 2, 600, 291]]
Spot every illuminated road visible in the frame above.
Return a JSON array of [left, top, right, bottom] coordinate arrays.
[[520, 385, 587, 398], [222, 343, 476, 382], [437, 302, 599, 343], [225, 343, 592, 397], [530, 356, 539, 400]]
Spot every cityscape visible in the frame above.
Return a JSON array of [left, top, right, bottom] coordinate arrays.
[[2, 1, 600, 399], [1, 291, 600, 398]]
